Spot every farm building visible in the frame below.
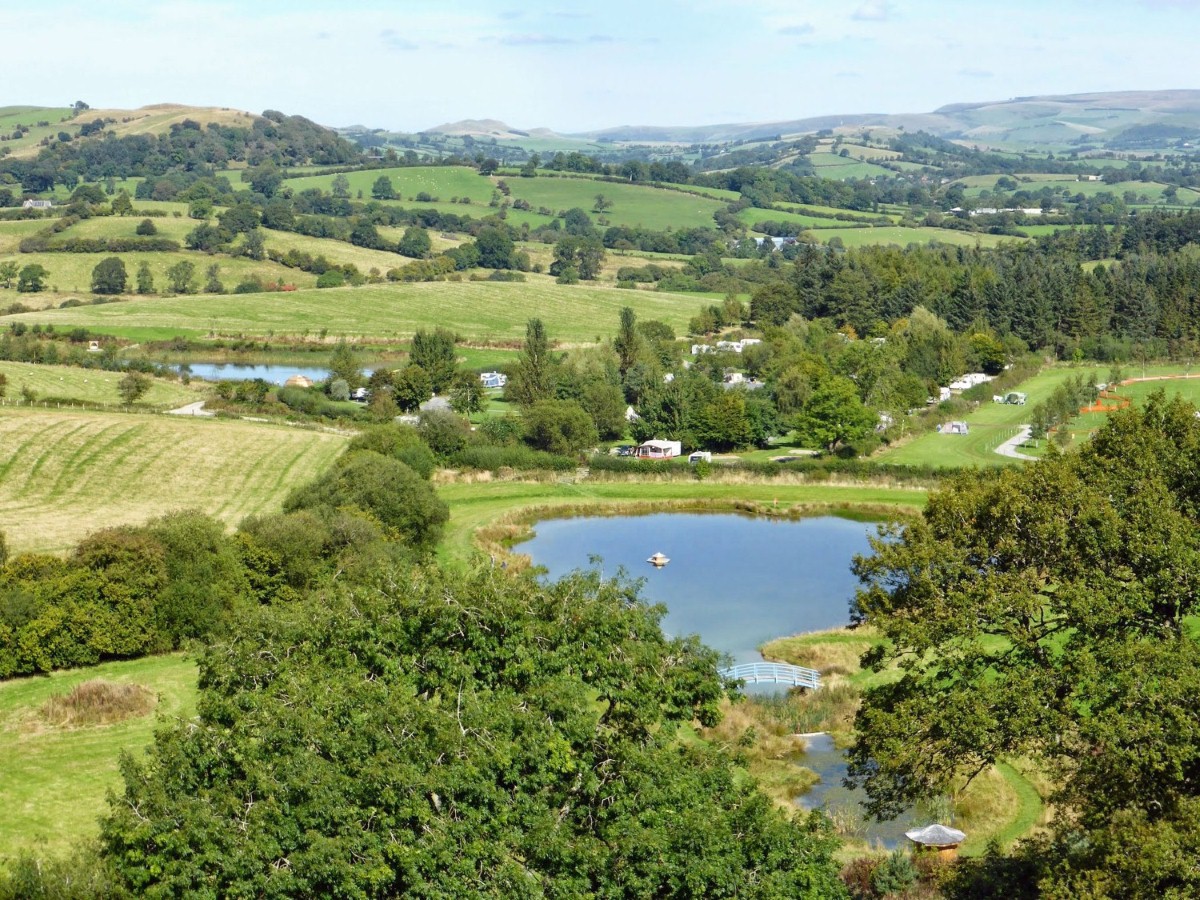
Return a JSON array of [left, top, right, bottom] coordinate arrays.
[[22, 198, 53, 209], [634, 439, 682, 460]]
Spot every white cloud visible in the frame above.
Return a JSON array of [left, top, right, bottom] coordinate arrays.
[[852, 0, 892, 21]]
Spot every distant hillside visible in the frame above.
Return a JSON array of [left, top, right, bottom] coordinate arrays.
[[1, 105, 360, 191], [567, 90, 1200, 150], [0, 104, 265, 160], [426, 118, 534, 140]]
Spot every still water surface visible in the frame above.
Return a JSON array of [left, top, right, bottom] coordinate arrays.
[[519, 512, 875, 665]]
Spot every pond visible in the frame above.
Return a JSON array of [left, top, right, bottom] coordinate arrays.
[[518, 512, 875, 666], [519, 510, 919, 849], [174, 363, 374, 385]]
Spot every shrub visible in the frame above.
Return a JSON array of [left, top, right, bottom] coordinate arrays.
[[283, 452, 448, 553]]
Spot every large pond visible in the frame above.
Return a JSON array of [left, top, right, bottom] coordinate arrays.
[[173, 363, 375, 385], [519, 512, 874, 665], [520, 511, 923, 848]]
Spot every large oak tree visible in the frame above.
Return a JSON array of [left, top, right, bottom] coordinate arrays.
[[850, 393, 1200, 897]]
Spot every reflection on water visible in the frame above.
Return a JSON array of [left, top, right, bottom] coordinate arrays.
[[519, 512, 875, 666]]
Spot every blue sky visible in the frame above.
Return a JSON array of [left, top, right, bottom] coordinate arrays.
[[2, 0, 1195, 132]]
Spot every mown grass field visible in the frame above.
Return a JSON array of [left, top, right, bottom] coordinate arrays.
[[7, 278, 715, 344], [0, 361, 203, 408], [0, 408, 347, 555], [0, 653, 198, 861]]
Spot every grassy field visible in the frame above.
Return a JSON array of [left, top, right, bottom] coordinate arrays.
[[504, 177, 726, 231], [736, 207, 870, 232], [1, 249, 316, 296], [0, 106, 76, 159], [0, 361, 203, 408], [814, 226, 1021, 249], [837, 143, 902, 161], [284, 166, 728, 232], [285, 165, 491, 204], [0, 218, 53, 254], [805, 153, 898, 181], [0, 408, 347, 555], [435, 477, 928, 568], [0, 653, 199, 860], [7, 278, 715, 344]]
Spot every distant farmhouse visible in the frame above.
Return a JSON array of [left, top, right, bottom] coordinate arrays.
[[22, 199, 53, 209]]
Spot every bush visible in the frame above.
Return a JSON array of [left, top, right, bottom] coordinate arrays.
[[523, 399, 598, 455], [347, 424, 437, 479], [283, 452, 448, 553]]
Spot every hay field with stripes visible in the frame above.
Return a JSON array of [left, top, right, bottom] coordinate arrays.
[[0, 409, 347, 555]]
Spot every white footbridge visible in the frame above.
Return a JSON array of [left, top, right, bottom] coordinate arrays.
[[719, 662, 821, 690]]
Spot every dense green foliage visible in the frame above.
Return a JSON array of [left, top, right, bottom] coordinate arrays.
[[0, 512, 248, 677], [282, 451, 448, 552], [850, 393, 1200, 896], [3, 110, 359, 191], [100, 565, 845, 899]]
